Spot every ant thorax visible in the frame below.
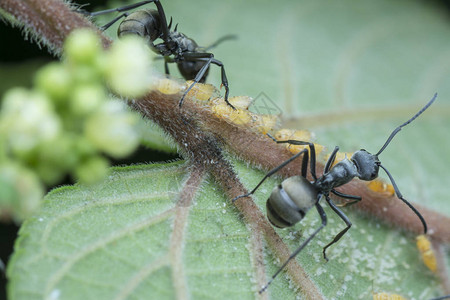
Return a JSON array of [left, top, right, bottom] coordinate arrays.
[[168, 31, 198, 53], [316, 158, 359, 191]]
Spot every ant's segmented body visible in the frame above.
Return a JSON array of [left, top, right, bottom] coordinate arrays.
[[233, 94, 437, 293], [81, 0, 235, 108]]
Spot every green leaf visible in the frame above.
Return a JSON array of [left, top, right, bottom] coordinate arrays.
[[7, 0, 450, 299], [7, 160, 447, 299], [7, 162, 259, 299]]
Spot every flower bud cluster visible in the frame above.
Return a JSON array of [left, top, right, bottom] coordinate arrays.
[[0, 29, 155, 221]]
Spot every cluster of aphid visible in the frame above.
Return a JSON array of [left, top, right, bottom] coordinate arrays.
[[82, 0, 446, 298]]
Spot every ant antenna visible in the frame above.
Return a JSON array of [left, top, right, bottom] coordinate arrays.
[[204, 34, 237, 51], [379, 164, 428, 234], [168, 17, 173, 30], [376, 93, 437, 156], [374, 93, 437, 234]]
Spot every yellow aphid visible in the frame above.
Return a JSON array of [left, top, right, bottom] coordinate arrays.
[[228, 95, 253, 110], [184, 80, 218, 101], [155, 78, 183, 95], [211, 102, 252, 125], [366, 179, 395, 196], [416, 234, 437, 272], [249, 114, 278, 134], [275, 128, 311, 141], [373, 292, 407, 300], [273, 129, 324, 156]]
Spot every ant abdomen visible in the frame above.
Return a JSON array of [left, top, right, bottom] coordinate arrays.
[[266, 176, 316, 228], [178, 61, 209, 83], [118, 9, 162, 42]]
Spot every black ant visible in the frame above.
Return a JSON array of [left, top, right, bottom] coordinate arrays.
[[233, 93, 437, 293], [80, 0, 236, 109]]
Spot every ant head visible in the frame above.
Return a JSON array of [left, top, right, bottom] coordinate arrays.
[[351, 150, 380, 181]]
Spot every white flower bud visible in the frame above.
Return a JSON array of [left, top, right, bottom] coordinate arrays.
[[0, 88, 61, 155], [104, 36, 155, 97], [84, 100, 140, 158]]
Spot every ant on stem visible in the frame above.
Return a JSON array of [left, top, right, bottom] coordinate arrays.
[[233, 94, 437, 293], [81, 0, 236, 108]]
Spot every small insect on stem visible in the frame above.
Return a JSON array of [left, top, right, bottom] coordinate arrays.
[[233, 94, 437, 293], [372, 292, 407, 300], [79, 0, 236, 109], [416, 234, 437, 273]]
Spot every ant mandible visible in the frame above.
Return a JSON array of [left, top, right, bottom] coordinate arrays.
[[233, 94, 437, 293], [81, 0, 236, 109]]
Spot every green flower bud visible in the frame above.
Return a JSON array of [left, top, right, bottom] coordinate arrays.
[[84, 100, 140, 158], [65, 28, 102, 65], [75, 156, 109, 185], [0, 88, 61, 156], [0, 162, 43, 222], [104, 36, 154, 97], [70, 84, 106, 115], [35, 63, 72, 102], [37, 134, 79, 173], [35, 162, 65, 185], [72, 64, 101, 86], [73, 136, 97, 158]]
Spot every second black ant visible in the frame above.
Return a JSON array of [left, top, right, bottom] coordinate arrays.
[[81, 0, 236, 109], [233, 94, 437, 293]]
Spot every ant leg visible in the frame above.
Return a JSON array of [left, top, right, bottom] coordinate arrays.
[[301, 149, 309, 178], [232, 149, 308, 203], [324, 146, 339, 173], [164, 61, 170, 75], [210, 58, 232, 109], [80, 0, 170, 41], [259, 200, 327, 294], [80, 1, 154, 17], [265, 133, 311, 178], [266, 133, 317, 181], [99, 12, 129, 31], [204, 34, 237, 51], [379, 164, 428, 234], [163, 57, 174, 76], [178, 53, 234, 109], [178, 55, 214, 107], [322, 196, 352, 261], [151, 0, 170, 41], [331, 189, 361, 207]]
